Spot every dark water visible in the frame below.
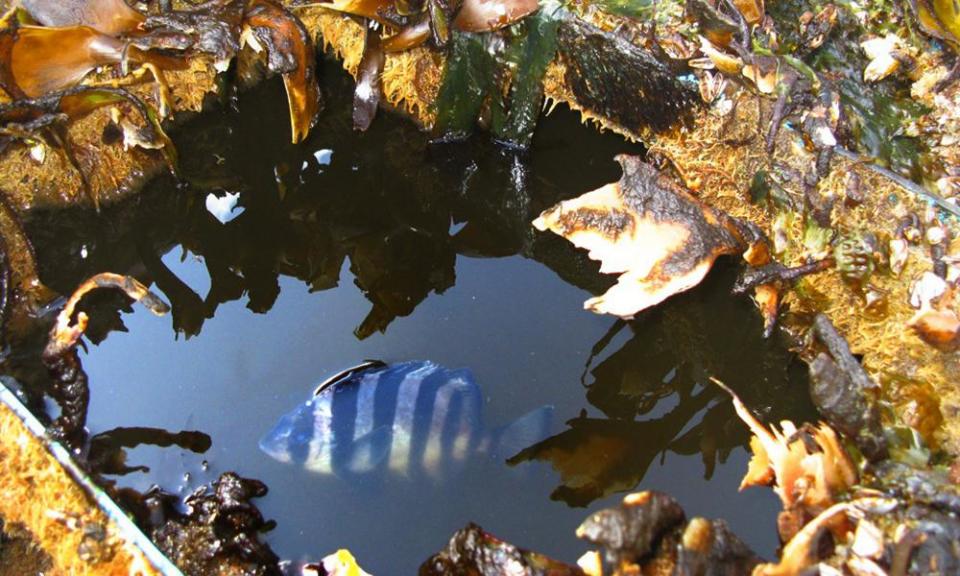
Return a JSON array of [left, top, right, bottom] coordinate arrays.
[[14, 59, 816, 573]]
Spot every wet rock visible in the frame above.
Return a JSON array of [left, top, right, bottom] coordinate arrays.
[[419, 522, 582, 576], [671, 517, 761, 576], [151, 472, 281, 576], [556, 19, 696, 134], [873, 462, 960, 515], [808, 314, 887, 461], [576, 491, 686, 566], [572, 493, 760, 575], [808, 352, 886, 461], [902, 509, 960, 574]]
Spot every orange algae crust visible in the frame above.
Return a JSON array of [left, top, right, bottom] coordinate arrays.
[[0, 401, 164, 575]]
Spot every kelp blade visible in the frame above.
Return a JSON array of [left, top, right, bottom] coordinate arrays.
[[21, 0, 145, 36], [244, 0, 322, 143]]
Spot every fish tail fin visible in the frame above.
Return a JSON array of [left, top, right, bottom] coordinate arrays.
[[489, 405, 554, 461]]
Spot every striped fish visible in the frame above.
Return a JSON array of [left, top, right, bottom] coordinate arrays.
[[258, 361, 552, 479]]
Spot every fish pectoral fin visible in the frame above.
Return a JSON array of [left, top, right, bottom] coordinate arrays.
[[346, 425, 392, 473], [490, 405, 555, 461]]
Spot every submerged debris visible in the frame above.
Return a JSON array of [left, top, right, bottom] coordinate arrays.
[[152, 472, 281, 576]]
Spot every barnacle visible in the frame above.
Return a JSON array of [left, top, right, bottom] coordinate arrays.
[[834, 232, 883, 290]]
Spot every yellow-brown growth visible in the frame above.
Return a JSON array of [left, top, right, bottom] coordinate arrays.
[[0, 401, 164, 575]]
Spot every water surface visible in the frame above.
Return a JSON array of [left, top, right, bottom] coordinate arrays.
[[19, 59, 816, 573]]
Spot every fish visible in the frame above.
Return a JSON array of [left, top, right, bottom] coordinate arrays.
[[259, 360, 553, 479]]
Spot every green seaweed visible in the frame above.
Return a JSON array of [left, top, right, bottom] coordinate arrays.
[[433, 31, 495, 140], [838, 78, 929, 179], [490, 10, 560, 148], [434, 11, 560, 148]]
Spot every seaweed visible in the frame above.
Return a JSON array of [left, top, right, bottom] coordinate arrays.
[[87, 426, 212, 476], [41, 273, 168, 444], [243, 0, 322, 143], [432, 30, 497, 140], [490, 9, 560, 148], [837, 78, 930, 179], [353, 25, 384, 131]]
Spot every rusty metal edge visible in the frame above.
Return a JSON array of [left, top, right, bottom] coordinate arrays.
[[0, 384, 185, 576]]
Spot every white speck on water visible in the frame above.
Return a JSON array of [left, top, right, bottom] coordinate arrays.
[[314, 149, 334, 165], [80, 245, 88, 259], [449, 219, 467, 234]]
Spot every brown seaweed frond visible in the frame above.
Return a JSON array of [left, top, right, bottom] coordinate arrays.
[[47, 273, 168, 357], [42, 273, 167, 442], [21, 0, 146, 37], [243, 0, 322, 143], [0, 18, 186, 101]]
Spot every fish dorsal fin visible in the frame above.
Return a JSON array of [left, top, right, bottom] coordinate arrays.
[[314, 360, 387, 396], [345, 425, 392, 474]]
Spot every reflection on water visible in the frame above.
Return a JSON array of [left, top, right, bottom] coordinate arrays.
[[3, 58, 817, 572], [511, 278, 814, 507]]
